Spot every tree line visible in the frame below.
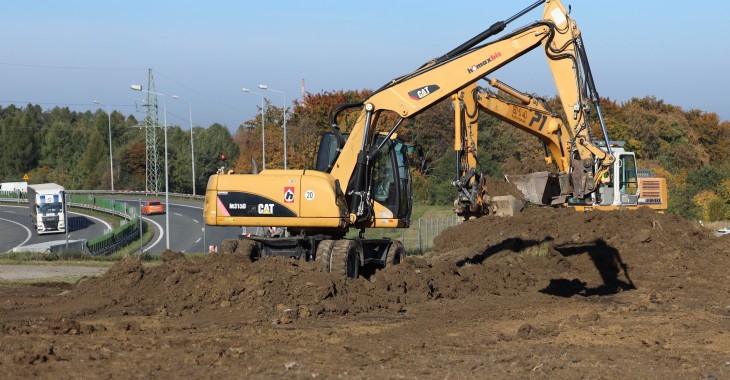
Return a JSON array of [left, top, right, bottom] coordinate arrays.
[[0, 104, 237, 194], [1, 90, 728, 221]]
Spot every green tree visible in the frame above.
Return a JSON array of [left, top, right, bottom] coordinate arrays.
[[78, 129, 108, 189], [195, 123, 239, 181], [118, 140, 146, 190]]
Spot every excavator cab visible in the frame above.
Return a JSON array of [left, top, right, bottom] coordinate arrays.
[[590, 141, 638, 207], [315, 132, 413, 228]]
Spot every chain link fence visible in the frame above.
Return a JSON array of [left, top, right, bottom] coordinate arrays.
[[361, 214, 463, 255]]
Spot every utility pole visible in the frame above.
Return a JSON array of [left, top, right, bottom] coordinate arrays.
[[141, 69, 160, 194]]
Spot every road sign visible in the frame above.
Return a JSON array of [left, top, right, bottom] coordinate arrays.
[[22, 173, 29, 180]]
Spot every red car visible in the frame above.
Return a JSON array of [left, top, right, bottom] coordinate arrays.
[[141, 200, 165, 215]]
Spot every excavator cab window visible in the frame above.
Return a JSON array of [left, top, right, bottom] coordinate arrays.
[[315, 132, 347, 173], [617, 153, 639, 206], [371, 136, 412, 221], [619, 154, 638, 196]]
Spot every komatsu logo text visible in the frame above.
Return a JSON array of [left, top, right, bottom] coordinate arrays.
[[467, 52, 502, 74]]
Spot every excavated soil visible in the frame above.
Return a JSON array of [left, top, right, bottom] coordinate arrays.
[[1, 207, 728, 379]]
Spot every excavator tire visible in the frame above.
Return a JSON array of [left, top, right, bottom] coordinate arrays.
[[328, 240, 360, 279], [234, 238, 260, 261], [387, 241, 406, 266], [315, 240, 336, 272]]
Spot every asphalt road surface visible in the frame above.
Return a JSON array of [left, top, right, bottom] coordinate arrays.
[[117, 198, 242, 255], [0, 205, 111, 253], [1, 198, 242, 255]]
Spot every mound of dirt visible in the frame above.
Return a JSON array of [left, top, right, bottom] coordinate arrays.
[[44, 206, 728, 326], [485, 176, 525, 199], [2, 206, 728, 378]]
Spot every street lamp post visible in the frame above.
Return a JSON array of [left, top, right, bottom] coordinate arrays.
[[172, 95, 196, 196], [93, 100, 114, 191], [241, 88, 266, 170], [130, 84, 170, 250], [258, 84, 287, 169]]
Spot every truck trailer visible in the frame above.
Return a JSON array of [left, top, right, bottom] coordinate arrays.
[[28, 183, 66, 234]]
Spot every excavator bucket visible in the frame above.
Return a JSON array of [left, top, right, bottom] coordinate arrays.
[[504, 172, 562, 206], [490, 195, 525, 217]]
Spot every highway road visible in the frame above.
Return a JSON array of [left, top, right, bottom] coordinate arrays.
[[1, 199, 243, 255], [131, 199, 242, 254], [0, 204, 111, 253]]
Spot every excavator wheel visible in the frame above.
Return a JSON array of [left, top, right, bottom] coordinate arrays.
[[387, 241, 406, 266], [315, 240, 336, 272], [318, 239, 360, 279]]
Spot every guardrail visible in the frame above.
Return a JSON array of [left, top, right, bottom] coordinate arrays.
[[69, 193, 143, 255]]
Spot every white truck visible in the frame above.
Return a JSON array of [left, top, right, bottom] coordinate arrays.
[[28, 183, 66, 234], [1, 181, 27, 192]]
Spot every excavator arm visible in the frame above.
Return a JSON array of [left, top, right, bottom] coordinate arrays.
[[327, 0, 608, 223], [467, 78, 615, 203]]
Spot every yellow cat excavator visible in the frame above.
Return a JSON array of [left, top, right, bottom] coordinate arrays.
[[204, 0, 661, 277]]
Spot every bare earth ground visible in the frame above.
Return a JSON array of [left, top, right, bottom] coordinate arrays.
[[0, 265, 107, 281], [0, 207, 728, 379]]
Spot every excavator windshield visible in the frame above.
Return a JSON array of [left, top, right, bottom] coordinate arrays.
[[619, 154, 639, 196], [372, 138, 412, 221], [316, 132, 413, 223]]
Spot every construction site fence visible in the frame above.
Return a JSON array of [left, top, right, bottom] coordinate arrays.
[[406, 215, 463, 254]]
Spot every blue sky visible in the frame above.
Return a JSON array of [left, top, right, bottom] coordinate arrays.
[[2, 0, 729, 133]]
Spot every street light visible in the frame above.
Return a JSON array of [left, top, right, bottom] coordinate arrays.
[[93, 100, 114, 191], [130, 84, 170, 250], [258, 84, 287, 169], [172, 95, 196, 196], [241, 87, 266, 170]]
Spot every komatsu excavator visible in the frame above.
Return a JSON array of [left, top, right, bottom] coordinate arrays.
[[204, 0, 660, 278], [453, 78, 667, 211]]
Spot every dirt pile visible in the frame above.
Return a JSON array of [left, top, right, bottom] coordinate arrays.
[[48, 206, 728, 325], [1, 206, 728, 378]]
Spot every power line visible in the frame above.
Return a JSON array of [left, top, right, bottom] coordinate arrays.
[[0, 61, 145, 71], [153, 69, 254, 118], [0, 100, 137, 108]]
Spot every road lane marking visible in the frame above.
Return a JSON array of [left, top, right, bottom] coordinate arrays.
[[174, 212, 183, 217], [142, 217, 164, 253], [69, 211, 112, 231], [169, 203, 202, 210], [195, 238, 201, 243], [0, 218, 32, 252], [193, 219, 199, 224]]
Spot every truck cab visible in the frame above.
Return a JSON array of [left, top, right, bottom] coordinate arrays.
[[27, 183, 66, 234]]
